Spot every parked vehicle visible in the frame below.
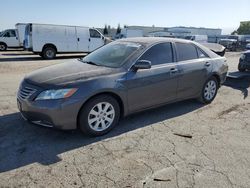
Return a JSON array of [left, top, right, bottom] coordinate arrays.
[[17, 37, 228, 136], [15, 23, 27, 47], [0, 29, 20, 51], [219, 35, 239, 51], [185, 35, 208, 43], [238, 51, 250, 72], [116, 29, 143, 39], [246, 43, 250, 50], [24, 23, 106, 59], [0, 24, 27, 51]]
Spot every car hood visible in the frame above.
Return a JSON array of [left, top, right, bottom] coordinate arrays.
[[25, 59, 120, 86]]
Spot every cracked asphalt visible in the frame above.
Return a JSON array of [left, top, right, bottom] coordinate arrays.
[[0, 50, 250, 188]]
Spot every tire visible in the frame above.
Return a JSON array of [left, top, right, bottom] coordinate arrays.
[[78, 95, 120, 136], [238, 63, 245, 72], [0, 43, 7, 51], [42, 46, 56, 59], [199, 76, 218, 104]]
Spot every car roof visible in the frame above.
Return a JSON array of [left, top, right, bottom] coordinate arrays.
[[117, 37, 220, 59], [117, 37, 193, 46]]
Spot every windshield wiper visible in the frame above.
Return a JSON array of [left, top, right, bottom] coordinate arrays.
[[79, 59, 100, 66]]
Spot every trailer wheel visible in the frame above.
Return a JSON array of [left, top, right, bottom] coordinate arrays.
[[0, 43, 7, 51], [42, 46, 56, 59]]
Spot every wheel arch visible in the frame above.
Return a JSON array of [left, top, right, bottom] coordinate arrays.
[[42, 43, 57, 53], [76, 91, 125, 128], [0, 42, 7, 49], [211, 73, 221, 86]]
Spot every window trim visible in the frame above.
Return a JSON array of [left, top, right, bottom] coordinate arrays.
[[130, 42, 176, 69]]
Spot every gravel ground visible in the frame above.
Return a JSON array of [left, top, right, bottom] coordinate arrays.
[[0, 50, 250, 188]]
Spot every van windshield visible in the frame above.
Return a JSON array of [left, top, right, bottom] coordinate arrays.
[[79, 42, 142, 68]]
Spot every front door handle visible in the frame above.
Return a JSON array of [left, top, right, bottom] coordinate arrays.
[[77, 38, 80, 42], [205, 62, 211, 67], [170, 68, 178, 74]]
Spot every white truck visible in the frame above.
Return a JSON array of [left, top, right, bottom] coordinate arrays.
[[0, 23, 27, 51], [24, 23, 106, 59]]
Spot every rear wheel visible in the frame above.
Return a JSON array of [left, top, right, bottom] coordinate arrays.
[[78, 95, 120, 136], [42, 46, 56, 59], [0, 43, 7, 51], [199, 77, 218, 104]]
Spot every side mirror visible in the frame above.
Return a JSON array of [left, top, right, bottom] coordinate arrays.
[[132, 60, 151, 71]]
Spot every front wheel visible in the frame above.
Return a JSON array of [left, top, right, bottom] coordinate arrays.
[[78, 95, 120, 136], [0, 43, 7, 51], [199, 77, 218, 104]]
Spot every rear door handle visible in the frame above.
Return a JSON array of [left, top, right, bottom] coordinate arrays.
[[205, 62, 211, 67], [77, 38, 80, 42], [170, 68, 178, 74]]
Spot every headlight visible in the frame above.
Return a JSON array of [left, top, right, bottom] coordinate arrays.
[[35, 88, 77, 100]]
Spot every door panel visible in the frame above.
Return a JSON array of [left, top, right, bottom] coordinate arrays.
[[89, 29, 105, 52], [125, 64, 179, 112], [2, 30, 19, 47], [76, 27, 89, 52], [176, 58, 212, 99]]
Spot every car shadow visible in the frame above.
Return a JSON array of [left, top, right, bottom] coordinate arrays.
[[223, 76, 250, 99], [0, 55, 86, 62], [0, 99, 204, 172]]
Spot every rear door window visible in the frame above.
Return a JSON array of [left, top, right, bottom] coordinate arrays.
[[197, 48, 208, 58], [176, 42, 198, 61], [139, 42, 173, 66]]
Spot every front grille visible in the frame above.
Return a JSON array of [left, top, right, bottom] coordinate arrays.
[[18, 86, 37, 100]]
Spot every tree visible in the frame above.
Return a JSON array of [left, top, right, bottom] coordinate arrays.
[[231, 30, 238, 35], [237, 21, 250, 35], [103, 24, 108, 35], [116, 24, 121, 34]]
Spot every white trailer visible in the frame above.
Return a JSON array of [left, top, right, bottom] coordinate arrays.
[[15, 23, 27, 47], [24, 23, 106, 59]]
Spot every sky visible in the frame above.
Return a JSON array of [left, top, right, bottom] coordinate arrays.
[[0, 0, 250, 34]]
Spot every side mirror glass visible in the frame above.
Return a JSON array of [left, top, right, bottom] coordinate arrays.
[[132, 60, 151, 71]]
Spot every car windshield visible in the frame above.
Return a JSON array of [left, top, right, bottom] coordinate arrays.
[[0, 31, 3, 37], [79, 42, 142, 68]]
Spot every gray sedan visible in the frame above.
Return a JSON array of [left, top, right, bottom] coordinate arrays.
[[17, 37, 228, 136]]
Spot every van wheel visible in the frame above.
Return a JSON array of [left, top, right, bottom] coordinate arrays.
[[199, 76, 218, 104], [78, 95, 120, 136], [42, 46, 56, 59], [0, 43, 7, 51]]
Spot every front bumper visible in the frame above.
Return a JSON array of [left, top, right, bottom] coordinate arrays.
[[17, 81, 84, 130], [17, 97, 83, 130]]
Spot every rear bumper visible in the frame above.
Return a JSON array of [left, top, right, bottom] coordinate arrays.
[[17, 97, 83, 130]]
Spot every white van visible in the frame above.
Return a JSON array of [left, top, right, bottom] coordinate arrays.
[[0, 29, 20, 51], [24, 23, 106, 59]]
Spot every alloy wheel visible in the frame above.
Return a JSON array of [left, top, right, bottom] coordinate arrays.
[[204, 80, 217, 101], [88, 102, 115, 132]]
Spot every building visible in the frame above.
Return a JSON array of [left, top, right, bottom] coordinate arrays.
[[126, 25, 222, 37]]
